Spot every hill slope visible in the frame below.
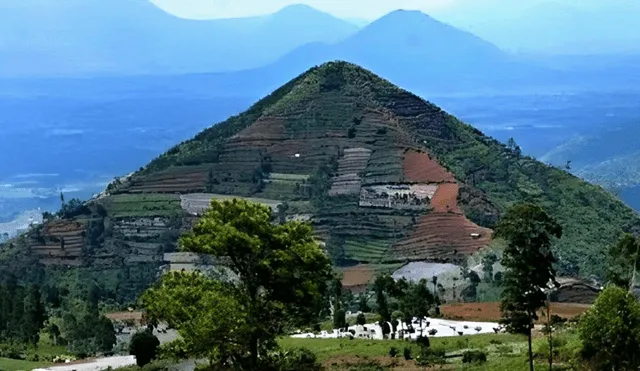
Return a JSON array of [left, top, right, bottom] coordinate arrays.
[[0, 1, 357, 76], [2, 62, 638, 302]]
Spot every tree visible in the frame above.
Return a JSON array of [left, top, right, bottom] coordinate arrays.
[[579, 285, 640, 370], [130, 329, 161, 367], [331, 278, 346, 329], [495, 203, 562, 371], [142, 199, 333, 369], [333, 309, 347, 330], [481, 252, 498, 283], [373, 274, 394, 324], [507, 137, 522, 159], [356, 313, 366, 326], [606, 233, 640, 289], [462, 271, 481, 302], [358, 295, 371, 313], [22, 285, 47, 347], [46, 323, 61, 345], [399, 279, 435, 337]]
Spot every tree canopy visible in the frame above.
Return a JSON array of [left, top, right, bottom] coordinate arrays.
[[141, 199, 333, 369], [495, 202, 562, 371], [579, 285, 640, 370]]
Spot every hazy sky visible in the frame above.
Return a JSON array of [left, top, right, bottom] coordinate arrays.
[[150, 0, 634, 24], [151, 0, 469, 20]]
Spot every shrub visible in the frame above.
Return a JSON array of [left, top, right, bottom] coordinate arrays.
[[496, 344, 513, 356], [356, 313, 367, 326], [416, 336, 430, 350], [578, 285, 640, 370], [129, 329, 161, 367], [415, 347, 446, 367], [403, 347, 412, 360], [462, 350, 487, 364], [263, 347, 323, 371], [389, 347, 398, 358]]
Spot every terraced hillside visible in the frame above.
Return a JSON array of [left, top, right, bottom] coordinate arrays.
[[2, 61, 639, 299]]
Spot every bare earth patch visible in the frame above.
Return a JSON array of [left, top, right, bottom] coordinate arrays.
[[440, 302, 590, 323], [403, 149, 455, 183]]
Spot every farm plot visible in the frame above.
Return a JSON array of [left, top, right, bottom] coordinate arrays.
[[98, 194, 181, 218], [440, 302, 590, 323], [340, 263, 405, 291], [362, 148, 405, 184], [125, 165, 210, 193], [29, 220, 86, 261], [113, 217, 170, 240], [430, 183, 462, 213], [328, 148, 372, 196], [359, 184, 437, 209], [258, 173, 310, 200], [403, 149, 456, 183], [392, 212, 492, 262], [180, 193, 282, 215]]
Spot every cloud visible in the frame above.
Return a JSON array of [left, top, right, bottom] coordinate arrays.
[[151, 0, 458, 20]]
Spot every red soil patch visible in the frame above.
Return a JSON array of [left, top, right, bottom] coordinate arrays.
[[393, 213, 492, 261], [403, 150, 455, 183], [394, 178, 492, 261], [430, 183, 461, 213], [340, 265, 376, 292], [440, 302, 590, 323]]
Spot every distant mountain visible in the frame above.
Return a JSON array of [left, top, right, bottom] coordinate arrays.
[[236, 10, 564, 95], [461, 1, 640, 53], [541, 120, 640, 210], [0, 1, 358, 77], [3, 61, 638, 301]]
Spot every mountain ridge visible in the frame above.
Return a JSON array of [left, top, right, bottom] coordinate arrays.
[[0, 0, 358, 76]]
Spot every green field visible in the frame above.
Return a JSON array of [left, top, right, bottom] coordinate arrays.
[[0, 336, 66, 371], [0, 357, 49, 371], [98, 193, 182, 218], [278, 332, 578, 370]]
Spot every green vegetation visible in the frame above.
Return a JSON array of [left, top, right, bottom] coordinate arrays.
[[578, 285, 640, 370], [0, 357, 50, 371], [496, 203, 562, 371], [129, 328, 161, 367], [98, 194, 182, 218], [141, 199, 333, 369]]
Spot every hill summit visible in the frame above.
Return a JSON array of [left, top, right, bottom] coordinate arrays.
[[2, 61, 638, 297]]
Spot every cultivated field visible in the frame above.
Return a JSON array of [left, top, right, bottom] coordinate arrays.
[[440, 302, 590, 323]]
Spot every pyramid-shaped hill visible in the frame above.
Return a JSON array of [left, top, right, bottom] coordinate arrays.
[[7, 62, 639, 293]]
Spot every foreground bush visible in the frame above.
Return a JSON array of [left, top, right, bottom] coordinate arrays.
[[579, 285, 640, 370], [462, 350, 487, 364], [129, 329, 161, 367], [262, 347, 324, 371]]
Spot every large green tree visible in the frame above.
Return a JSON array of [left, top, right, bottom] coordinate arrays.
[[142, 199, 333, 369], [495, 203, 562, 371], [579, 285, 640, 370], [606, 233, 640, 289]]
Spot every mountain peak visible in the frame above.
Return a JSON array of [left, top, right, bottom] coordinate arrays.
[[270, 3, 333, 19]]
